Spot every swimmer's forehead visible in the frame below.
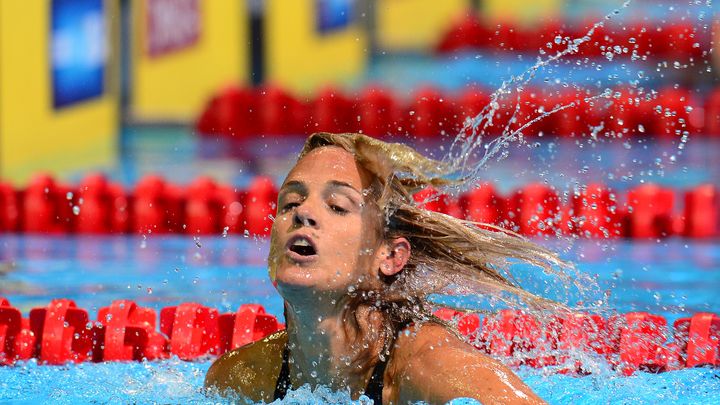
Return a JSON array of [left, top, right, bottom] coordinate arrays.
[[281, 146, 373, 194]]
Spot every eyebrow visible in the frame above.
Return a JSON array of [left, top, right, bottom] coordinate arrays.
[[279, 179, 362, 198], [327, 180, 362, 196], [278, 180, 307, 197]]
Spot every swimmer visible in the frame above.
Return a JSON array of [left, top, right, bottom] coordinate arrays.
[[206, 132, 567, 404]]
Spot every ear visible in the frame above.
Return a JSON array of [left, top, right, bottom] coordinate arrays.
[[378, 237, 411, 277]]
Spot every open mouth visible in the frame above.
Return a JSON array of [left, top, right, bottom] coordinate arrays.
[[286, 235, 318, 262]]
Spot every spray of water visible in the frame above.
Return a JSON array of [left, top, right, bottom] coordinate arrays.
[[418, 0, 715, 373]]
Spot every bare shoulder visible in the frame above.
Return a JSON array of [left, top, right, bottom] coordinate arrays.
[[388, 322, 545, 405], [204, 330, 287, 402]]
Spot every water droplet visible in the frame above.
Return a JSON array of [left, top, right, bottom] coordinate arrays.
[[66, 192, 73, 200], [72, 206, 80, 215]]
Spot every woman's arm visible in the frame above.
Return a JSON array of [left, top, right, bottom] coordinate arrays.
[[390, 323, 545, 405]]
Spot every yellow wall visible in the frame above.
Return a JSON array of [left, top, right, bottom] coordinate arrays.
[[265, 0, 367, 95], [376, 0, 470, 52], [132, 0, 247, 121], [0, 1, 118, 186], [482, 0, 562, 25]]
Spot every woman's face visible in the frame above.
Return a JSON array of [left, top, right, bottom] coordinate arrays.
[[269, 146, 383, 302]]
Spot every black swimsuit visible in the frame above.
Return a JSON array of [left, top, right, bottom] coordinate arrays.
[[273, 345, 388, 403]]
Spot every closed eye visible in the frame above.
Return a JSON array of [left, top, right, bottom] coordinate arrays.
[[281, 202, 300, 212], [330, 205, 348, 214]]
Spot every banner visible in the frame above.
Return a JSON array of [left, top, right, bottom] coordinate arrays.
[[51, 0, 107, 108], [316, 0, 354, 33], [146, 0, 201, 57]]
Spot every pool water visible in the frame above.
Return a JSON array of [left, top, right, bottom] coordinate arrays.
[[4, 10, 720, 398], [1, 235, 719, 403], [5, 121, 720, 404]]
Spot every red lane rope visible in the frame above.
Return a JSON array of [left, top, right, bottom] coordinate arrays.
[[0, 175, 717, 239], [435, 15, 709, 60], [195, 84, 718, 139], [1, 297, 718, 374]]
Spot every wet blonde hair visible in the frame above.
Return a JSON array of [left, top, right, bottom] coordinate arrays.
[[281, 132, 571, 374]]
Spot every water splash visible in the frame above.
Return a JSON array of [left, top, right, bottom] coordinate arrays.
[[441, 1, 634, 192]]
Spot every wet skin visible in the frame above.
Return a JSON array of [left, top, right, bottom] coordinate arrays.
[[206, 146, 545, 404]]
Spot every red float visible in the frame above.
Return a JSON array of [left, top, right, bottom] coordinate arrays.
[[243, 176, 277, 237], [29, 299, 94, 364], [258, 85, 307, 136], [185, 177, 220, 235], [479, 310, 557, 367], [414, 187, 450, 215], [0, 182, 20, 232], [0, 298, 22, 365], [357, 86, 403, 137], [626, 184, 675, 238], [556, 313, 614, 369], [310, 87, 358, 134], [408, 87, 457, 138], [652, 87, 701, 137], [216, 184, 244, 235], [96, 300, 167, 362], [605, 87, 653, 138], [23, 174, 64, 233], [132, 176, 185, 234], [455, 87, 491, 129], [617, 312, 669, 375], [547, 89, 592, 137], [570, 184, 623, 238], [218, 304, 282, 353], [460, 183, 503, 225], [160, 303, 221, 360], [673, 313, 720, 367], [433, 308, 480, 339], [514, 88, 550, 137], [75, 174, 112, 233], [435, 14, 490, 54], [107, 183, 131, 234], [196, 85, 258, 138], [508, 183, 561, 236], [682, 184, 718, 238]]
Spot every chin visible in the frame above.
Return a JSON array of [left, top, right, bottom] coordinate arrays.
[[275, 264, 345, 302]]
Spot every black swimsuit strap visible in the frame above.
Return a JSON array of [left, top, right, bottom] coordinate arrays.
[[364, 356, 388, 404], [273, 345, 388, 404], [273, 345, 291, 400]]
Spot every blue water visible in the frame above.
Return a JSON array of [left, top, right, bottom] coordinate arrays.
[[1, 235, 719, 403]]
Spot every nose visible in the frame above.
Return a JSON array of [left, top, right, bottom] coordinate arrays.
[[293, 205, 317, 228]]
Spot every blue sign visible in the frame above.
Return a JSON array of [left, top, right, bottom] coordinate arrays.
[[51, 0, 107, 109], [316, 0, 354, 33]]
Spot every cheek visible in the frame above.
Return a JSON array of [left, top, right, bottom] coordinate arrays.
[[267, 214, 294, 279]]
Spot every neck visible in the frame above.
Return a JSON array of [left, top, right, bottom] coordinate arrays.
[[283, 295, 383, 397]]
